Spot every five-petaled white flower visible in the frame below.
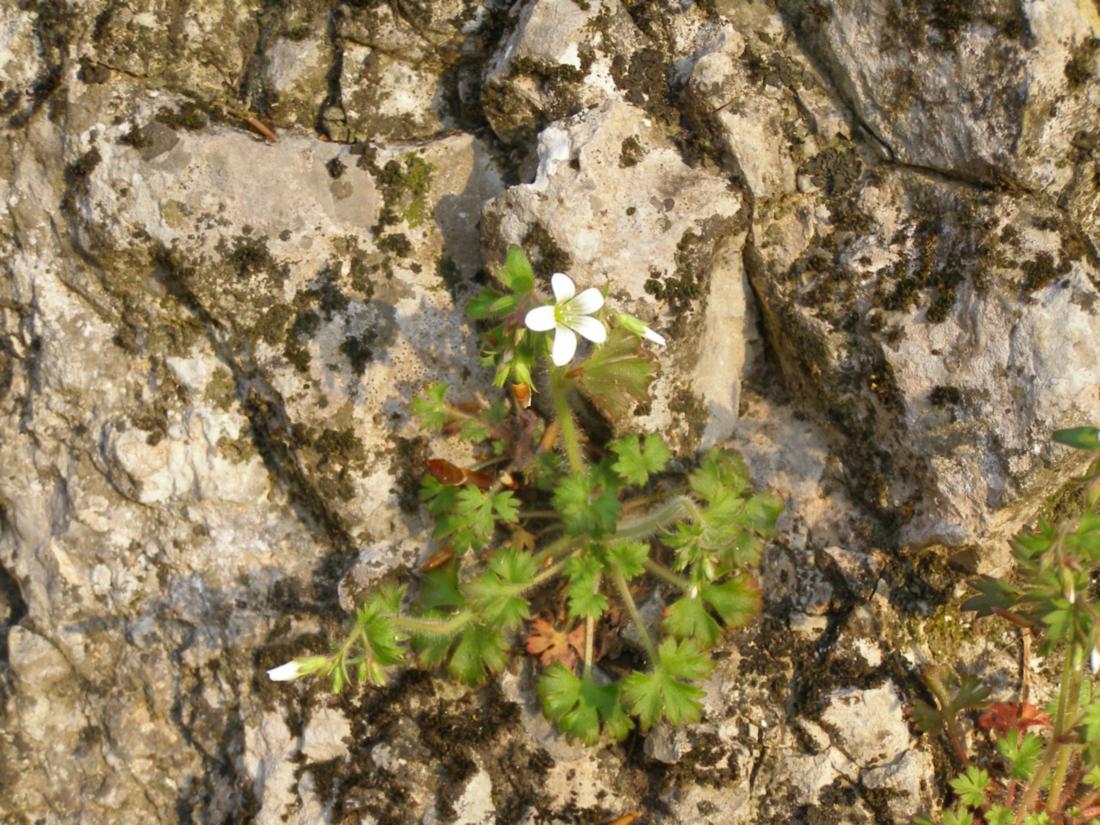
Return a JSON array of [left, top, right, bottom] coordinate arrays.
[[524, 273, 607, 366]]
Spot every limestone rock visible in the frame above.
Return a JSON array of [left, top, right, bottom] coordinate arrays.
[[325, 0, 503, 142], [4, 0, 1093, 822], [0, 7, 46, 126], [750, 159, 1100, 547], [88, 0, 261, 101], [483, 101, 752, 454], [788, 0, 1100, 197], [66, 92, 503, 554], [820, 682, 912, 767], [481, 0, 645, 145]]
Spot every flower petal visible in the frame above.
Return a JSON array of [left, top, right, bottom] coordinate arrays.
[[642, 327, 667, 346], [524, 304, 557, 331], [567, 314, 607, 345], [551, 272, 576, 303], [567, 287, 604, 316], [551, 327, 578, 366], [267, 661, 302, 681]]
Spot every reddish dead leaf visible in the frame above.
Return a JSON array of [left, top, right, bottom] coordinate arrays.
[[426, 458, 492, 490], [602, 814, 640, 825], [511, 382, 532, 409], [978, 701, 1052, 734], [525, 619, 586, 667], [418, 546, 454, 573], [427, 458, 466, 485]]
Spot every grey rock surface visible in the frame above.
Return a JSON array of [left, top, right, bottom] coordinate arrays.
[[482, 99, 753, 454], [1, 0, 1098, 823]]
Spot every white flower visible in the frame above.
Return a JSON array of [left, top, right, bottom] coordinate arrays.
[[267, 660, 304, 681], [1091, 646, 1099, 675], [524, 272, 607, 366]]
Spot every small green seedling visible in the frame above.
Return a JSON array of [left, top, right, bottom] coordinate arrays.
[[917, 427, 1100, 825], [268, 245, 782, 744]]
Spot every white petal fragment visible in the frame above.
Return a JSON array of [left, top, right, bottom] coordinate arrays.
[[551, 272, 576, 303], [568, 314, 607, 345], [642, 327, 667, 346], [551, 327, 578, 366], [567, 287, 604, 316], [267, 661, 302, 682], [524, 304, 557, 331]]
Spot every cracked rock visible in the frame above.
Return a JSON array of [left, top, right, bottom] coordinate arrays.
[[483, 100, 753, 454]]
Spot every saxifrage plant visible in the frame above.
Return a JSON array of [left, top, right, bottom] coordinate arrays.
[[268, 245, 782, 745], [917, 427, 1100, 825]]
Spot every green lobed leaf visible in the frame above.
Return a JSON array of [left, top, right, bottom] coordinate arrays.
[[418, 562, 463, 611], [703, 574, 762, 629], [1081, 697, 1100, 745], [962, 576, 1020, 616], [949, 766, 990, 808], [499, 244, 535, 293], [466, 287, 503, 320], [996, 730, 1044, 780], [552, 471, 620, 536], [1084, 764, 1100, 788], [609, 433, 671, 487], [984, 806, 1012, 825], [689, 449, 750, 504], [621, 639, 714, 728], [534, 452, 566, 492], [663, 595, 722, 647], [742, 492, 784, 535], [942, 808, 975, 825], [565, 552, 609, 620], [575, 327, 656, 419], [351, 586, 408, 685], [948, 675, 991, 716], [409, 381, 451, 430], [462, 548, 536, 630], [910, 698, 944, 736], [537, 663, 633, 745], [459, 418, 492, 442], [606, 541, 649, 580], [492, 491, 521, 524], [448, 623, 508, 685], [437, 484, 514, 551]]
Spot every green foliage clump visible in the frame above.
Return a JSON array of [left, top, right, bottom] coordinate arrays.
[[917, 428, 1100, 825], [270, 245, 783, 745]]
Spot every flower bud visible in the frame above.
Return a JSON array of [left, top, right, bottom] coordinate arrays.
[[617, 314, 667, 346], [266, 655, 328, 681]]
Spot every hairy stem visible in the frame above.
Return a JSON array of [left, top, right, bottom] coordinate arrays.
[[611, 566, 658, 662], [533, 534, 585, 564], [921, 667, 970, 767], [644, 557, 693, 592], [550, 367, 584, 474], [523, 556, 572, 593], [394, 611, 473, 637], [583, 573, 601, 679], [1016, 646, 1078, 822], [533, 496, 688, 565], [615, 496, 690, 541], [1046, 645, 1085, 815]]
